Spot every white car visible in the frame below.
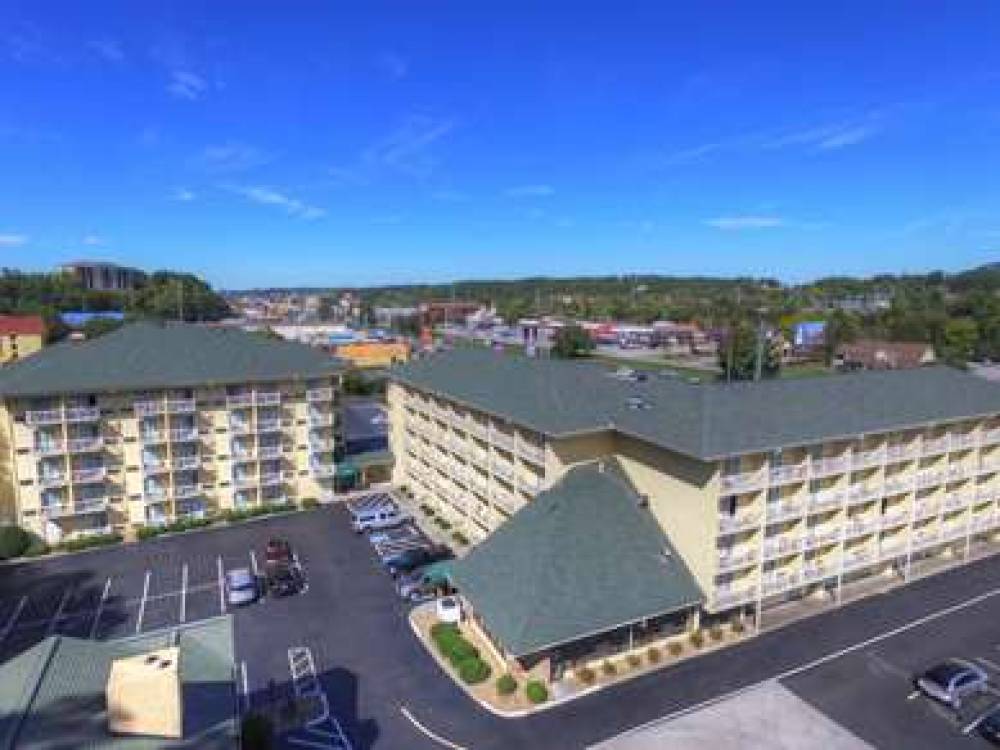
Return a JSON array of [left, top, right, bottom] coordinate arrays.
[[225, 568, 258, 607], [352, 506, 409, 533], [436, 596, 462, 624]]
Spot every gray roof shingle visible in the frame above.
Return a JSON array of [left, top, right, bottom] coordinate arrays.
[[391, 349, 1000, 460], [450, 461, 704, 657], [0, 321, 343, 397]]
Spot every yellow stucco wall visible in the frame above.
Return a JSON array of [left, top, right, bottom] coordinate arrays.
[[0, 333, 43, 365]]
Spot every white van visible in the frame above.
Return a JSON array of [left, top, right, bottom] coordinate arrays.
[[352, 506, 408, 533]]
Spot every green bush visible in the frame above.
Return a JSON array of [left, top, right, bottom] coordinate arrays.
[[22, 534, 50, 558], [601, 660, 617, 677], [646, 646, 662, 664], [0, 526, 31, 560], [240, 712, 274, 750], [458, 656, 491, 684], [731, 619, 746, 635], [451, 531, 469, 546], [59, 533, 122, 552], [709, 625, 725, 642], [575, 666, 596, 685], [301, 498, 320, 510], [496, 673, 517, 695], [626, 653, 642, 669], [668, 641, 683, 657], [420, 503, 435, 516], [434, 516, 452, 530], [689, 631, 705, 649], [525, 680, 549, 704]]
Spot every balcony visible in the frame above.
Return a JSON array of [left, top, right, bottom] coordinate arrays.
[[885, 445, 917, 463], [762, 571, 801, 596], [259, 471, 283, 486], [976, 489, 1000, 504], [171, 455, 200, 471], [712, 585, 758, 610], [134, 400, 165, 417], [42, 496, 108, 518], [143, 486, 169, 502], [913, 501, 940, 521], [67, 436, 103, 453], [307, 387, 333, 402], [808, 490, 845, 513], [951, 434, 978, 451], [765, 500, 804, 523], [982, 428, 1000, 447], [258, 445, 283, 460], [810, 456, 850, 478], [518, 474, 544, 494], [770, 463, 808, 485], [72, 466, 105, 484], [311, 462, 336, 479], [166, 398, 196, 414], [25, 408, 64, 426], [173, 484, 202, 499], [255, 392, 281, 407], [912, 528, 942, 550], [880, 510, 910, 528], [34, 441, 66, 456], [142, 459, 170, 475], [519, 443, 546, 466], [842, 547, 876, 570], [65, 406, 100, 423], [256, 419, 282, 434], [921, 436, 950, 456], [226, 393, 254, 408], [878, 540, 907, 559], [717, 547, 759, 572], [491, 432, 516, 452], [971, 513, 998, 532], [845, 517, 879, 538], [309, 436, 336, 451], [232, 474, 258, 489], [802, 562, 834, 583], [720, 469, 767, 494], [492, 461, 516, 482], [803, 527, 841, 549], [37, 472, 68, 489], [718, 511, 760, 534], [942, 493, 971, 513], [848, 484, 881, 505], [940, 523, 967, 542], [979, 458, 1000, 475], [762, 535, 803, 560], [945, 464, 971, 482], [308, 411, 334, 427], [169, 427, 200, 443], [884, 476, 914, 495], [852, 448, 886, 470], [916, 471, 944, 489]]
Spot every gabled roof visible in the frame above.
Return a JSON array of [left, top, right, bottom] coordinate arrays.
[[391, 349, 1000, 460], [0, 320, 343, 397], [450, 461, 703, 657], [0, 616, 235, 749], [0, 315, 45, 336]]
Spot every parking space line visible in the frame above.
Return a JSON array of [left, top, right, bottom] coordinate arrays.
[[180, 564, 188, 624], [975, 656, 1000, 673], [400, 706, 467, 750], [240, 660, 249, 713], [293, 550, 308, 593], [217, 556, 226, 614], [135, 571, 151, 634], [249, 549, 259, 577], [46, 588, 74, 636], [89, 577, 112, 639], [963, 706, 997, 735], [0, 596, 27, 645]]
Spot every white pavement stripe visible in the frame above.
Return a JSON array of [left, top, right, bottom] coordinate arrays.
[[287, 738, 335, 750], [0, 596, 27, 644], [135, 571, 151, 634], [218, 556, 226, 614], [963, 706, 997, 735], [240, 660, 249, 713], [180, 564, 188, 624], [400, 706, 468, 750], [46, 588, 74, 636], [89, 577, 112, 639], [975, 656, 1000, 673], [606, 583, 1000, 744], [250, 549, 259, 577]]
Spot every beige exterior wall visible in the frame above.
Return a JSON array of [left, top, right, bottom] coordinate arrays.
[[0, 375, 340, 544], [0, 332, 43, 365], [389, 376, 1000, 616]]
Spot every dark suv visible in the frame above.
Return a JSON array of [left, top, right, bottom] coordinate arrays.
[[385, 545, 452, 577], [265, 561, 303, 597]]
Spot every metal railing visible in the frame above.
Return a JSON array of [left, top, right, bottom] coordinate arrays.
[[67, 436, 103, 453], [65, 406, 100, 422], [71, 466, 105, 483], [166, 398, 196, 413], [720, 470, 767, 494], [42, 496, 108, 517], [851, 448, 885, 469], [718, 512, 760, 533], [306, 387, 333, 402], [770, 463, 808, 484], [134, 400, 165, 417]]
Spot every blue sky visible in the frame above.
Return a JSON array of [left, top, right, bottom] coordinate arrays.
[[1, 1, 998, 289]]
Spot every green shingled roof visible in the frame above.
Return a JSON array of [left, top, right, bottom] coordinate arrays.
[[0, 321, 343, 397], [391, 349, 1000, 460], [450, 461, 703, 657], [0, 616, 236, 749]]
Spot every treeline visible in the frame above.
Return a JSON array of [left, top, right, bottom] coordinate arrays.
[[0, 269, 231, 338]]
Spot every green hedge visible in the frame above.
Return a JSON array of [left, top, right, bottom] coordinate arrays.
[[496, 673, 517, 695], [221, 502, 296, 524], [137, 516, 215, 540], [451, 531, 469, 546], [525, 680, 549, 704], [459, 657, 491, 684], [300, 498, 320, 510], [59, 532, 122, 552], [429, 623, 492, 684], [0, 526, 32, 560]]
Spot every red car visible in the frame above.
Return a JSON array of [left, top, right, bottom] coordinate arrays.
[[265, 537, 293, 566]]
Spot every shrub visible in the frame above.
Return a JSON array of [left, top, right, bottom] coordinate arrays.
[[240, 712, 274, 750], [525, 680, 549, 704], [667, 642, 683, 657], [0, 526, 31, 560], [626, 653, 642, 669], [709, 625, 725, 642], [451, 531, 469, 546], [601, 660, 617, 677], [430, 623, 480, 669], [646, 646, 662, 663], [301, 498, 320, 510], [458, 656, 491, 684], [22, 534, 49, 558], [576, 666, 596, 685], [731, 619, 746, 635], [496, 673, 517, 695], [689, 631, 705, 649], [420, 503, 435, 516], [59, 533, 122, 552], [434, 517, 452, 530]]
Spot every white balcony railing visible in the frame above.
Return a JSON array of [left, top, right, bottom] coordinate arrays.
[[226, 393, 254, 408], [260, 472, 283, 486], [37, 472, 67, 488], [712, 585, 758, 609], [258, 445, 283, 460], [951, 433, 978, 450], [166, 398, 196, 413], [916, 471, 944, 489], [942, 493, 971, 512], [65, 406, 100, 422], [770, 463, 808, 485], [848, 484, 881, 505], [72, 466, 105, 484], [808, 490, 845, 513], [42, 496, 108, 518], [852, 448, 886, 469], [25, 408, 64, 426], [802, 563, 833, 582], [803, 527, 841, 549], [308, 412, 333, 427], [886, 444, 917, 463], [922, 436, 950, 456], [719, 512, 760, 534], [717, 547, 758, 571], [519, 444, 546, 466], [306, 387, 333, 402], [842, 547, 876, 570], [170, 427, 199, 442], [845, 518, 879, 538], [67, 436, 103, 453], [884, 476, 914, 495], [720, 470, 767, 494], [982, 428, 1000, 446], [173, 484, 201, 499], [765, 500, 804, 523], [311, 463, 336, 479], [762, 535, 803, 559], [256, 419, 282, 433], [34, 441, 66, 456], [810, 456, 850, 478], [913, 501, 940, 520], [255, 392, 281, 407], [143, 486, 169, 502], [762, 571, 801, 595], [134, 400, 165, 417], [232, 474, 257, 489], [880, 510, 909, 528], [171, 455, 200, 471]]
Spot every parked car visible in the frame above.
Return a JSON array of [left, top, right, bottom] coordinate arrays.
[[396, 569, 436, 602], [265, 537, 293, 565], [914, 659, 988, 708], [352, 506, 408, 533], [384, 545, 452, 577], [225, 568, 258, 607], [979, 707, 1000, 744], [265, 561, 303, 597], [368, 523, 420, 546], [436, 596, 462, 624]]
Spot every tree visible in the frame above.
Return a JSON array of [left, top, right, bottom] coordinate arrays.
[[719, 321, 781, 380], [551, 325, 594, 358], [822, 310, 860, 365], [939, 317, 979, 366]]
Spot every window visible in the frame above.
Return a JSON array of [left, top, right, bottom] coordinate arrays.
[[724, 496, 737, 516], [767, 487, 780, 503]]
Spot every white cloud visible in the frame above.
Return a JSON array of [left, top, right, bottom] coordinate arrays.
[[766, 119, 881, 151], [197, 142, 271, 173], [362, 115, 455, 178], [705, 216, 785, 230], [505, 184, 555, 198], [0, 233, 28, 247], [227, 185, 325, 220], [377, 51, 409, 79], [171, 187, 196, 202], [81, 233, 105, 246], [167, 70, 207, 100], [89, 38, 124, 63]]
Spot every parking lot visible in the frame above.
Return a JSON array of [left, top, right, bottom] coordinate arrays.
[[4, 500, 1000, 749]]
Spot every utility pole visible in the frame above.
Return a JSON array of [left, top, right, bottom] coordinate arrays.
[[754, 318, 765, 381]]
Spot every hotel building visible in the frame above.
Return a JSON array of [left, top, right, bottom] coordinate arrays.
[[0, 322, 342, 544], [388, 350, 1000, 673]]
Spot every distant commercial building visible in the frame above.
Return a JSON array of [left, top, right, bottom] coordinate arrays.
[[836, 339, 936, 371], [332, 340, 410, 369], [59, 311, 126, 329], [0, 315, 45, 365], [0, 322, 343, 544], [419, 301, 484, 327], [58, 261, 146, 292], [390, 350, 1000, 679]]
